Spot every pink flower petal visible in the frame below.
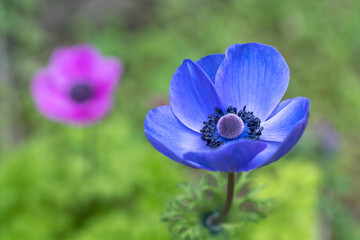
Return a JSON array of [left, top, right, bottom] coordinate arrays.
[[31, 44, 121, 125]]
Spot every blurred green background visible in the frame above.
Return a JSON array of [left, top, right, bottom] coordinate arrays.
[[1, 0, 360, 239]]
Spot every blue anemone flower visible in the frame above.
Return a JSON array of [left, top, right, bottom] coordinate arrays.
[[144, 43, 310, 172]]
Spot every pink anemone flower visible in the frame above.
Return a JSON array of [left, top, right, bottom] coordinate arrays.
[[31, 44, 122, 125]]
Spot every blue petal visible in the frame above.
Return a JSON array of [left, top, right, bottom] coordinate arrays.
[[144, 105, 209, 169], [215, 43, 290, 121], [261, 97, 310, 142], [266, 98, 294, 120], [170, 59, 222, 132], [196, 54, 225, 83], [243, 109, 310, 171], [183, 140, 267, 172]]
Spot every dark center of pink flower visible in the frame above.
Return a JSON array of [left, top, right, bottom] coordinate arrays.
[[217, 113, 244, 139], [70, 83, 94, 103]]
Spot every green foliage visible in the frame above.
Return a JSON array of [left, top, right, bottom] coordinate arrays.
[[242, 159, 321, 240], [0, 117, 185, 240], [162, 172, 271, 240], [162, 160, 321, 240]]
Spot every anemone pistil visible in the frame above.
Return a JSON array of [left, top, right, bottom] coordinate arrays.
[[201, 106, 263, 149]]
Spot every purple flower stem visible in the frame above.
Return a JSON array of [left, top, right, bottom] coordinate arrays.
[[212, 172, 235, 226]]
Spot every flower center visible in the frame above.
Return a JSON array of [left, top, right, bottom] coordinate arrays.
[[70, 83, 94, 103], [217, 114, 244, 139], [200, 106, 264, 149]]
